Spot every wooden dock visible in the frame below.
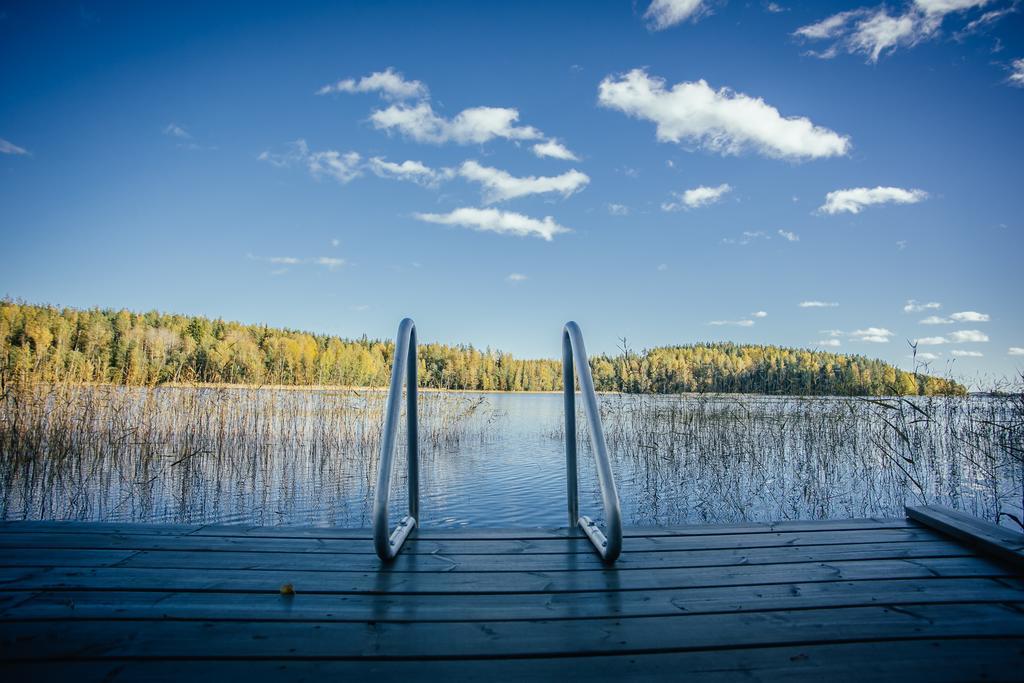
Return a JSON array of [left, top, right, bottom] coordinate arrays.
[[1, 506, 1022, 681]]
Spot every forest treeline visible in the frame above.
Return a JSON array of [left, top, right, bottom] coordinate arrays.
[[0, 301, 966, 396]]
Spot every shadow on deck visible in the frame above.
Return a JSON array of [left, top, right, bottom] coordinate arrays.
[[0, 506, 1022, 681]]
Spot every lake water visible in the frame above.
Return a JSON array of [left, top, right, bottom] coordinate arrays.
[[2, 386, 1021, 530]]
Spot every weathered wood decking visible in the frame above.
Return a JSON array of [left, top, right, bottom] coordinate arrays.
[[1, 508, 1022, 681]]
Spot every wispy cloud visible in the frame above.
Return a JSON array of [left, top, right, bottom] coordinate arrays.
[[800, 300, 839, 308], [819, 186, 927, 214], [607, 203, 630, 216], [316, 67, 427, 100], [248, 253, 346, 271], [506, 273, 528, 282], [662, 183, 732, 211], [314, 256, 345, 270], [413, 207, 569, 241], [778, 229, 800, 242], [0, 137, 28, 155], [371, 102, 543, 145], [794, 1, 1001, 63], [1010, 58, 1024, 87], [597, 69, 850, 160], [904, 299, 941, 313], [722, 230, 771, 246], [922, 310, 989, 323], [644, 0, 710, 30], [916, 329, 990, 345], [709, 319, 756, 327], [952, 349, 984, 357], [753, 311, 768, 318], [1009, 347, 1024, 356], [163, 123, 191, 140], [259, 140, 362, 184], [851, 327, 894, 343], [368, 157, 452, 187], [951, 310, 990, 322], [532, 139, 579, 161], [458, 161, 589, 203], [815, 338, 842, 347]]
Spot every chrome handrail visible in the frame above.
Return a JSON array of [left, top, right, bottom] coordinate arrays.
[[372, 317, 419, 561], [563, 321, 623, 562]]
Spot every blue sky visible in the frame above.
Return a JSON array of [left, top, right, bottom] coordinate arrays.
[[1, 0, 1022, 386]]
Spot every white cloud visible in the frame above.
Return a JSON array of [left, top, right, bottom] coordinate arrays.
[[506, 273, 528, 282], [307, 150, 363, 184], [851, 327, 894, 343], [904, 299, 941, 312], [766, 3, 788, 12], [820, 186, 927, 214], [709, 319, 756, 327], [722, 230, 771, 246], [413, 207, 569, 241], [917, 329, 990, 345], [458, 161, 589, 203], [753, 311, 768, 318], [314, 256, 345, 269], [952, 349, 984, 357], [644, 0, 709, 30], [778, 229, 800, 242], [259, 139, 363, 184], [607, 203, 630, 216], [532, 139, 579, 160], [916, 351, 941, 360], [371, 102, 543, 145], [1010, 58, 1024, 87], [1009, 347, 1024, 356], [794, 1, 995, 63], [821, 329, 844, 337], [0, 138, 28, 155], [163, 123, 191, 140], [950, 310, 990, 322], [597, 69, 850, 160], [317, 68, 427, 100], [921, 315, 953, 324], [251, 254, 345, 270], [816, 339, 842, 347], [949, 329, 989, 343], [800, 301, 839, 308], [663, 183, 732, 211], [368, 157, 452, 187], [657, 263, 669, 271]]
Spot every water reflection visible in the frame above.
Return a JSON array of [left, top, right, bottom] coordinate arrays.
[[1, 385, 1020, 529]]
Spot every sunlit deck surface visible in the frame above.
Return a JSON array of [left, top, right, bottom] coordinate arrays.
[[1, 506, 1022, 681]]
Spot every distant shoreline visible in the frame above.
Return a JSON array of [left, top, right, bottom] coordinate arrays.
[[18, 381, 998, 399]]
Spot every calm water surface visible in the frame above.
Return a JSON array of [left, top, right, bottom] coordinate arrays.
[[2, 387, 1021, 529]]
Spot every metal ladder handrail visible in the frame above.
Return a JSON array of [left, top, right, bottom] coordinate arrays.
[[563, 321, 623, 562], [372, 317, 419, 561]]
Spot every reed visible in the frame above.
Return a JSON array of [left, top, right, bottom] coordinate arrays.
[[592, 391, 1023, 528], [0, 377, 494, 525]]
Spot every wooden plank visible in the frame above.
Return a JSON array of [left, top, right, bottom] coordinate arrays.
[[0, 555, 1011, 594], [2, 639, 1022, 682], [0, 540, 974, 573], [0, 526, 946, 556], [2, 603, 1023, 660], [3, 577, 1021, 623], [907, 505, 1024, 569]]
